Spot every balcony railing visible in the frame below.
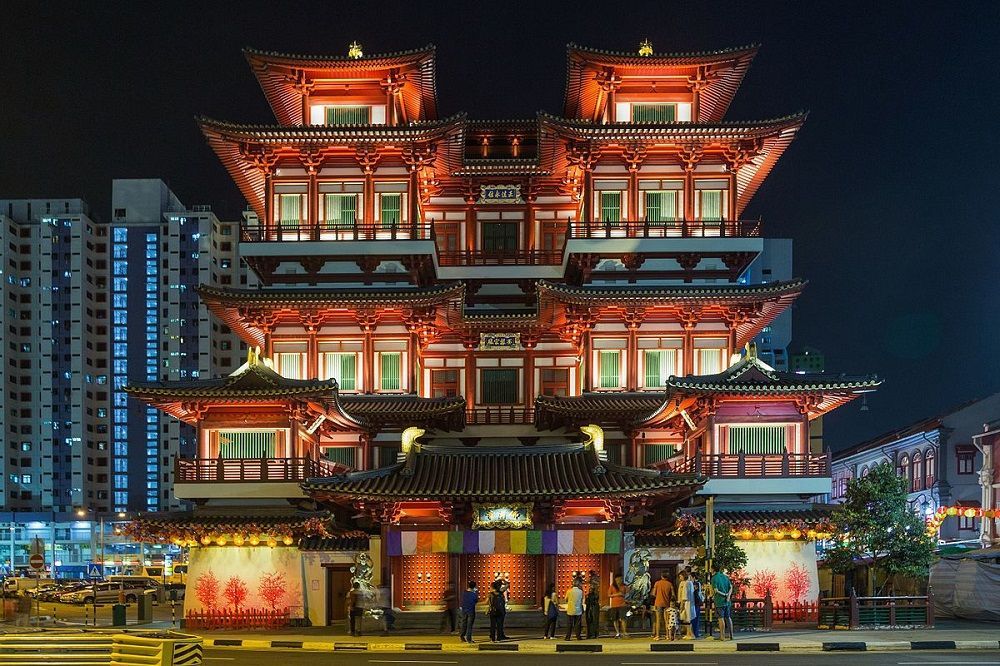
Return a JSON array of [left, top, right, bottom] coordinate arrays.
[[241, 222, 435, 242], [174, 457, 347, 483], [567, 219, 761, 239], [437, 250, 563, 266], [466, 407, 535, 425], [668, 451, 831, 478]]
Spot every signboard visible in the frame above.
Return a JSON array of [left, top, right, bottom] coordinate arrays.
[[0, 564, 10, 577], [479, 332, 521, 351], [472, 503, 533, 529], [478, 184, 523, 204], [87, 563, 104, 579], [29, 554, 45, 571]]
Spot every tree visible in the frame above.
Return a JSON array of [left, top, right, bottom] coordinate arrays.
[[194, 570, 219, 610], [258, 571, 287, 610], [784, 563, 810, 603], [751, 569, 778, 598], [825, 462, 936, 594], [223, 576, 249, 610], [691, 524, 748, 575]]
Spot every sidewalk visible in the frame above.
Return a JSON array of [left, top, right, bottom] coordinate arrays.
[[197, 620, 1000, 654]]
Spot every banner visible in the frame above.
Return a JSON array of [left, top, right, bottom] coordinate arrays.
[[385, 529, 622, 555]]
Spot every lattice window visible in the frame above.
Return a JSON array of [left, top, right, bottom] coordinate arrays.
[[600, 191, 622, 223], [643, 349, 678, 388], [325, 105, 371, 125], [379, 193, 402, 228], [643, 443, 677, 466], [274, 352, 305, 379], [555, 554, 601, 602], [482, 368, 518, 404], [431, 369, 459, 398], [275, 193, 305, 229], [217, 430, 276, 458], [726, 425, 787, 455], [321, 193, 358, 230], [482, 222, 518, 252], [378, 352, 402, 391], [631, 103, 677, 123], [321, 352, 357, 391], [323, 446, 356, 468], [401, 553, 448, 607], [698, 190, 724, 221], [644, 191, 678, 222], [598, 350, 621, 389], [466, 553, 538, 606], [539, 368, 570, 397]]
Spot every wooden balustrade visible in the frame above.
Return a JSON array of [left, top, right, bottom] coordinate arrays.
[[466, 407, 535, 425], [174, 457, 346, 483], [818, 590, 934, 629], [241, 221, 435, 242], [669, 451, 830, 478], [567, 219, 761, 239], [436, 250, 564, 266]]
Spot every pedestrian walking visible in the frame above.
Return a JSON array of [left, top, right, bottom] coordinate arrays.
[[710, 566, 734, 640], [460, 580, 478, 643], [542, 582, 558, 639], [608, 573, 628, 638], [677, 570, 695, 639], [564, 576, 584, 640], [439, 583, 457, 633], [650, 571, 674, 640], [376, 584, 395, 633], [688, 568, 703, 639]]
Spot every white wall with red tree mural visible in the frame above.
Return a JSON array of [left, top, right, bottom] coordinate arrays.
[[735, 540, 820, 604], [186, 546, 306, 618]]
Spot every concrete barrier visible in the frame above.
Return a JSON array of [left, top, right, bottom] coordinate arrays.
[[0, 629, 202, 666]]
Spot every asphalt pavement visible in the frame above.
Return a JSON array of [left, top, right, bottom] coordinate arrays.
[[203, 648, 1000, 665]]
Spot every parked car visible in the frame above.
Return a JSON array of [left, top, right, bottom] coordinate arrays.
[[60, 580, 159, 605], [44, 581, 88, 602]]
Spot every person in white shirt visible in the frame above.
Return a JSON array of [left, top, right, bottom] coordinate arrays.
[[564, 577, 585, 640]]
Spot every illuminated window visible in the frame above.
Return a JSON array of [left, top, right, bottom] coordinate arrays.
[[539, 368, 570, 397], [694, 342, 726, 375], [275, 192, 306, 229], [378, 352, 403, 392], [597, 350, 622, 390], [898, 454, 911, 491], [378, 193, 402, 228], [631, 103, 677, 122], [912, 451, 924, 491], [643, 191, 679, 222], [274, 352, 306, 379], [924, 448, 936, 487], [431, 369, 459, 398], [324, 105, 371, 125], [321, 352, 357, 391], [600, 191, 622, 223], [725, 424, 788, 455], [321, 193, 358, 230], [697, 190, 724, 221]]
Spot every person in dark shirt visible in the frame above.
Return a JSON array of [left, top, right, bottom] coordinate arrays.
[[487, 578, 509, 641], [439, 583, 457, 633], [460, 580, 478, 643]]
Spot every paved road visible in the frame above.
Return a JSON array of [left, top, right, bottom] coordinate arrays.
[[203, 648, 1000, 665]]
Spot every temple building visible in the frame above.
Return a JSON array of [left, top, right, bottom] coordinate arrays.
[[125, 40, 879, 626]]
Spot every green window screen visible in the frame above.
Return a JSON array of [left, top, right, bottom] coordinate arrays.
[[482, 368, 518, 404], [598, 350, 621, 389], [727, 425, 787, 455], [323, 446, 356, 468], [323, 194, 357, 230], [379, 193, 402, 228], [644, 350, 676, 388], [600, 191, 622, 223], [697, 349, 724, 375], [278, 194, 302, 229], [631, 104, 677, 123], [325, 106, 371, 125], [699, 190, 723, 221], [218, 431, 276, 459], [645, 191, 677, 222], [643, 443, 677, 466], [482, 222, 518, 252], [323, 352, 356, 391], [379, 352, 402, 391]]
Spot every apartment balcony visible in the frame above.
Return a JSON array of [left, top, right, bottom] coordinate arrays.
[[173, 457, 348, 501], [666, 451, 832, 496]]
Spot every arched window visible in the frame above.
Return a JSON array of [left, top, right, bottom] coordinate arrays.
[[912, 451, 924, 491], [898, 454, 911, 491], [860, 465, 870, 478], [924, 448, 936, 487]]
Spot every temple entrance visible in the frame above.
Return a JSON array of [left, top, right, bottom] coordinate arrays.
[[325, 565, 353, 626], [400, 553, 449, 608], [464, 553, 539, 607]]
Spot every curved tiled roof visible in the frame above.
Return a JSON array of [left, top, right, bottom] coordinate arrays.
[[537, 279, 807, 306], [566, 42, 760, 65], [198, 114, 466, 142], [340, 395, 467, 432], [540, 111, 808, 139], [196, 282, 464, 307], [244, 44, 437, 66], [124, 360, 337, 400], [663, 354, 881, 394], [304, 443, 703, 501], [535, 393, 664, 431]]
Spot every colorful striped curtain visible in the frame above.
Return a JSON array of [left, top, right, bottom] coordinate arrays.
[[385, 529, 622, 555]]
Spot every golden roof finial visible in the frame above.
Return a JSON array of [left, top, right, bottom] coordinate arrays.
[[247, 345, 262, 367], [638, 39, 653, 57], [347, 41, 364, 59]]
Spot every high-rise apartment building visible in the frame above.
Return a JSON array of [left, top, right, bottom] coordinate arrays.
[[1, 181, 247, 533]]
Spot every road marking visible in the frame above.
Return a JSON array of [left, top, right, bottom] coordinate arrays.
[[368, 662, 458, 665], [202, 659, 236, 662], [897, 663, 1000, 665], [621, 663, 719, 665]]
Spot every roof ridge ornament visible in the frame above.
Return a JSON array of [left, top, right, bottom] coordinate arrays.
[[638, 39, 653, 57], [348, 41, 363, 60]]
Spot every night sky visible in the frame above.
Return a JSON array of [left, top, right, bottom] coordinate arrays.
[[4, 1, 999, 450]]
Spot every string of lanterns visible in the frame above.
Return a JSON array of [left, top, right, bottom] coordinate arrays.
[[670, 514, 835, 541], [925, 505, 996, 536], [121, 516, 334, 548]]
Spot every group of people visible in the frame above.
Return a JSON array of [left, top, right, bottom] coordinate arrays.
[[450, 565, 734, 643]]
